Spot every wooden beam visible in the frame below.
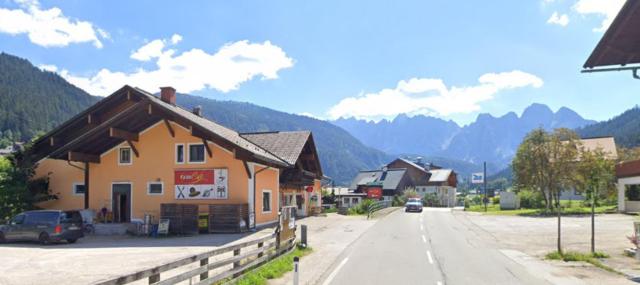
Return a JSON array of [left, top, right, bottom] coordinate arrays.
[[68, 151, 100, 163], [243, 160, 252, 179], [127, 140, 139, 157], [109, 127, 139, 141], [147, 103, 152, 115], [202, 138, 212, 158], [164, 119, 175, 137], [49, 137, 55, 146]]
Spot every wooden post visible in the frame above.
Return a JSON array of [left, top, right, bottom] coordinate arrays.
[[233, 248, 242, 278], [84, 162, 89, 209], [200, 258, 209, 280], [258, 242, 264, 259], [148, 273, 160, 284]]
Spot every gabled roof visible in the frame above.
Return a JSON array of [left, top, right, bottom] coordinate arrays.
[[579, 137, 618, 160], [240, 130, 323, 177], [389, 158, 429, 174], [584, 0, 640, 69], [240, 131, 311, 165], [428, 169, 453, 182], [33, 85, 288, 167], [349, 168, 408, 191]]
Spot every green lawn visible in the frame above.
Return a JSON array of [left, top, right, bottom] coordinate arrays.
[[545, 251, 620, 274], [466, 202, 617, 216]]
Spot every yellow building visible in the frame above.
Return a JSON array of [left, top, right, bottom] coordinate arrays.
[[31, 85, 322, 230]]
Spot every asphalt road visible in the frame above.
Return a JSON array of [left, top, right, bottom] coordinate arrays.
[[322, 208, 552, 285]]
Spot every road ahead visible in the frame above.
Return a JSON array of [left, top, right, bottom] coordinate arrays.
[[322, 208, 552, 285]]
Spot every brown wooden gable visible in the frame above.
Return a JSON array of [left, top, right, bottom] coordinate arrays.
[[33, 85, 288, 168]]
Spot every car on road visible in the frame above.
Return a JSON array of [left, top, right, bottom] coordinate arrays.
[[405, 200, 423, 212], [0, 210, 84, 244]]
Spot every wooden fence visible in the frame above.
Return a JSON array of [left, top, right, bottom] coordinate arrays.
[[95, 232, 295, 285]]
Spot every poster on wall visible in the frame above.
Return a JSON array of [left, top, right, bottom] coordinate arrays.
[[174, 169, 228, 199]]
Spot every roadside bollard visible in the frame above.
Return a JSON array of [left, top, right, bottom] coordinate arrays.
[[301, 225, 308, 248], [293, 256, 300, 285]]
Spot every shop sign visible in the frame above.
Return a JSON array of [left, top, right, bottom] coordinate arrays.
[[367, 187, 382, 199], [158, 219, 170, 235], [175, 169, 228, 199]]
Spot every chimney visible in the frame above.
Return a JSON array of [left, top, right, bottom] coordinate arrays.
[[160, 87, 176, 105], [193, 105, 203, 117]]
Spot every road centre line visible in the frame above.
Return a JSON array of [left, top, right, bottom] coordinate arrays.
[[422, 235, 427, 243], [322, 257, 349, 285], [426, 250, 434, 264]]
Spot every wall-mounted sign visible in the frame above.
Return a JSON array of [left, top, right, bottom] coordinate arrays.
[[367, 187, 382, 199], [471, 173, 484, 184], [175, 169, 228, 199]]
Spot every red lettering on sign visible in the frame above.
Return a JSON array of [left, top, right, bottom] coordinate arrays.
[[175, 170, 214, 185]]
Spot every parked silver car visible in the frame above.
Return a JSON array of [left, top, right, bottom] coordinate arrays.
[[0, 210, 84, 244]]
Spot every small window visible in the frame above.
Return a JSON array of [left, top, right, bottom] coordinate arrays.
[[73, 183, 85, 195], [262, 190, 272, 213], [176, 144, 185, 164], [147, 182, 164, 195], [352, 197, 359, 204], [343, 197, 349, 204], [189, 144, 205, 163], [119, 147, 132, 165]]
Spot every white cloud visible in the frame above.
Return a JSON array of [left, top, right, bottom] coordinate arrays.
[[170, 34, 182, 45], [547, 12, 570, 26], [55, 38, 294, 96], [573, 0, 625, 32], [0, 0, 107, 48], [38, 64, 57, 72], [327, 70, 543, 121]]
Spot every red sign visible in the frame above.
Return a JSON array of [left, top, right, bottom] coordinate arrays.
[[305, 186, 314, 193], [367, 187, 382, 199], [175, 169, 214, 185]]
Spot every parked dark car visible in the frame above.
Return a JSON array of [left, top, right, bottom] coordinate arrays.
[[0, 210, 84, 244], [405, 201, 423, 213]]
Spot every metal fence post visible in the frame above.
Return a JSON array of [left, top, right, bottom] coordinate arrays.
[[293, 256, 300, 285], [301, 225, 307, 248]]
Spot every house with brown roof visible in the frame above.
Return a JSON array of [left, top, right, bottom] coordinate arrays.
[[31, 85, 323, 231]]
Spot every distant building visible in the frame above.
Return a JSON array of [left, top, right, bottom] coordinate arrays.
[[349, 157, 458, 207], [560, 136, 618, 200]]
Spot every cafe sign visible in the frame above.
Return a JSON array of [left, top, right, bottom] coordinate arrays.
[[175, 169, 228, 199]]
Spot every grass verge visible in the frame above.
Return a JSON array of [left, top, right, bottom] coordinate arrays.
[[466, 203, 617, 217], [235, 244, 313, 285], [545, 251, 620, 274]]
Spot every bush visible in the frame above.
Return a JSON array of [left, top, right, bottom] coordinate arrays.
[[492, 196, 500, 205], [518, 190, 544, 209], [423, 193, 438, 207], [348, 199, 377, 215]]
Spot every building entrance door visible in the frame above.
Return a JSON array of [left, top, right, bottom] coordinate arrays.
[[296, 194, 305, 216], [112, 183, 131, 223]]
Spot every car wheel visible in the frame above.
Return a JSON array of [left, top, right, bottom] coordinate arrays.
[[39, 232, 50, 245], [66, 238, 77, 244], [0, 231, 5, 243]]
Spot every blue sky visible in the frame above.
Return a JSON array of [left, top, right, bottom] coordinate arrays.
[[0, 0, 631, 125]]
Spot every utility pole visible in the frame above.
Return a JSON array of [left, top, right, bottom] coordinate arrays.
[[483, 161, 487, 212]]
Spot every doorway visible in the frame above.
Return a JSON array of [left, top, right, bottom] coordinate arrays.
[[112, 183, 131, 223]]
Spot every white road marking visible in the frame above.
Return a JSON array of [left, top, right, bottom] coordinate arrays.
[[427, 250, 434, 264], [422, 235, 427, 243], [322, 257, 349, 285], [437, 282, 443, 285], [420, 224, 424, 231]]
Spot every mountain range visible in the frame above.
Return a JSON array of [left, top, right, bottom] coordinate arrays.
[[333, 103, 596, 169], [0, 52, 387, 185]]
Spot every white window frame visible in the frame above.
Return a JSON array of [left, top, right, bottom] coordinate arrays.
[[147, 181, 164, 196], [72, 182, 85, 196], [175, 143, 185, 164], [262, 190, 272, 213], [187, 143, 206, 164], [118, 147, 133, 165]]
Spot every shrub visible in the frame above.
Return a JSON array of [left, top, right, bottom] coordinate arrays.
[[423, 193, 438, 207], [518, 190, 544, 209], [492, 196, 500, 205]]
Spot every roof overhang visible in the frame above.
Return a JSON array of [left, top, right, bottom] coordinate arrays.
[[582, 0, 640, 78]]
